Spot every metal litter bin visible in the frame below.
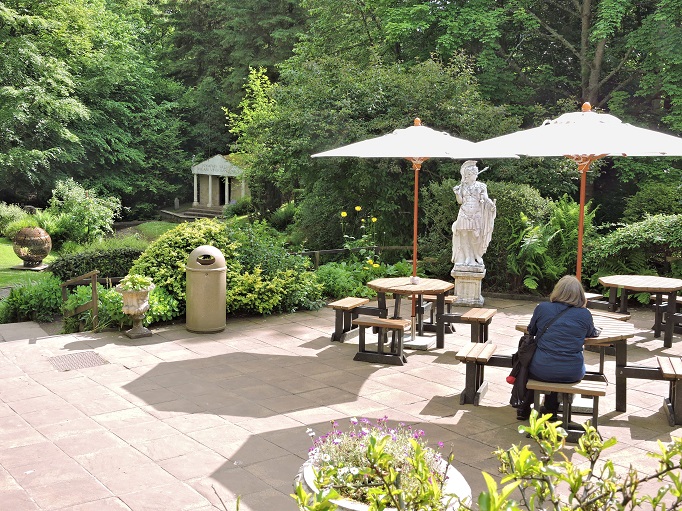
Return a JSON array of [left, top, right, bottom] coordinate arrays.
[[186, 245, 226, 333]]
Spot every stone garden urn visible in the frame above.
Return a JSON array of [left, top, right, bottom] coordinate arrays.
[[13, 227, 52, 269], [115, 275, 155, 338]]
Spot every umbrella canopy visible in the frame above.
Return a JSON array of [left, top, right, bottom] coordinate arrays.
[[475, 103, 682, 279], [312, 118, 517, 278], [312, 118, 517, 325]]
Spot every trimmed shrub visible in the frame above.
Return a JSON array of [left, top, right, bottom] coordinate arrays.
[[223, 196, 253, 217], [49, 247, 144, 281], [128, 218, 322, 316], [420, 179, 550, 292], [129, 218, 239, 308]]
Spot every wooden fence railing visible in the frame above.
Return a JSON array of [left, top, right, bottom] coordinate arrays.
[[295, 246, 412, 269]]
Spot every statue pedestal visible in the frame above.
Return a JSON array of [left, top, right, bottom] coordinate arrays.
[[451, 267, 486, 306]]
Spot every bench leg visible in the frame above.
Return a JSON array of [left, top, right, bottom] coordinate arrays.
[[460, 362, 488, 405], [353, 326, 407, 365], [664, 380, 682, 426]]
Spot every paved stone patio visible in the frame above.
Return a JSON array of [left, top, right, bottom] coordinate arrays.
[[0, 296, 680, 510]]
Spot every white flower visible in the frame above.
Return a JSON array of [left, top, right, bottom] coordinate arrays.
[[350, 417, 358, 424], [306, 428, 315, 437], [321, 454, 331, 462], [350, 467, 359, 475]]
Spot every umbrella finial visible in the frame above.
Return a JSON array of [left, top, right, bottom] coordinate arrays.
[[414, 118, 421, 126], [582, 102, 592, 112]]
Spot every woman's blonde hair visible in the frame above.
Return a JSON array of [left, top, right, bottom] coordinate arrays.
[[549, 275, 587, 308]]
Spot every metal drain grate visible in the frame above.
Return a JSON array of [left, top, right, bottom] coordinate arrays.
[[49, 351, 109, 372]]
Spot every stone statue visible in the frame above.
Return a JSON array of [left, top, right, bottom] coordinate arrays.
[[451, 160, 496, 270]]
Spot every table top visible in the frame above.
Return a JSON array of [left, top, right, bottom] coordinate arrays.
[[598, 274, 682, 293], [366, 277, 455, 296], [515, 314, 635, 346]]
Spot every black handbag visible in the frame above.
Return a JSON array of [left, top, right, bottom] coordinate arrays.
[[508, 305, 571, 408]]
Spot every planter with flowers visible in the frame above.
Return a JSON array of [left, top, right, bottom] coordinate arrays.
[[116, 274, 155, 338], [292, 417, 471, 510]]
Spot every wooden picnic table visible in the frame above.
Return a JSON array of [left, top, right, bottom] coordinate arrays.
[[598, 275, 682, 348], [366, 277, 454, 349]]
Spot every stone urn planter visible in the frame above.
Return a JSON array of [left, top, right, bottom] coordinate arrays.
[[13, 227, 52, 269], [116, 274, 155, 338]]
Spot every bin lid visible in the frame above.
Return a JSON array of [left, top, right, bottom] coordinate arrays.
[[187, 245, 226, 270]]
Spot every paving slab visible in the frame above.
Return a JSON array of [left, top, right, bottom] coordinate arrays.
[[0, 297, 680, 509]]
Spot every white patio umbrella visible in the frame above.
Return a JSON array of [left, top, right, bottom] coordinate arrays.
[[474, 103, 682, 280], [312, 118, 517, 336]]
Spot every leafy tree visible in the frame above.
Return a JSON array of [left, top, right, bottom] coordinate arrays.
[[163, 0, 305, 159], [228, 55, 521, 250], [0, 2, 88, 202]]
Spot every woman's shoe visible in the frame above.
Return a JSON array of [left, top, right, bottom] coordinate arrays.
[[516, 408, 531, 420]]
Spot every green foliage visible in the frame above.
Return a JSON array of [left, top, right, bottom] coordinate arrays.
[[420, 180, 550, 292], [0, 203, 28, 237], [45, 178, 121, 247], [507, 196, 596, 293], [269, 201, 298, 232], [233, 54, 519, 247], [226, 267, 323, 315], [479, 410, 682, 510], [129, 218, 238, 308], [129, 218, 322, 317], [623, 181, 682, 222], [293, 417, 463, 511], [584, 214, 682, 289], [315, 260, 412, 299], [62, 284, 181, 333], [223, 196, 254, 218], [49, 247, 144, 281], [118, 274, 153, 291], [0, 275, 63, 323]]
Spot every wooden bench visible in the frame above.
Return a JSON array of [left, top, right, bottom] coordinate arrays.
[[527, 379, 608, 442], [585, 291, 611, 311], [327, 297, 385, 342], [658, 357, 682, 426], [455, 342, 497, 405], [352, 317, 411, 366], [459, 308, 497, 343]]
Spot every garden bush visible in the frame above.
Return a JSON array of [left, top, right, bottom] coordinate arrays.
[[0, 275, 63, 323], [622, 181, 682, 222], [62, 284, 181, 333], [0, 202, 28, 237], [223, 196, 253, 217], [49, 247, 144, 281], [315, 260, 413, 299], [420, 180, 550, 293], [584, 214, 682, 292], [129, 218, 323, 317]]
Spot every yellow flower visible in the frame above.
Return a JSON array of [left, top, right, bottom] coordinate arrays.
[[361, 218, 365, 223], [367, 259, 374, 265], [371, 217, 377, 223], [355, 205, 362, 211], [373, 263, 380, 268], [341, 211, 347, 217]]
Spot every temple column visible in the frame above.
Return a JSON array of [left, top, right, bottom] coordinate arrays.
[[192, 174, 199, 206]]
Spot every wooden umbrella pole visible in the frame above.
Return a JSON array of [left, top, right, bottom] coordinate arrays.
[[570, 155, 604, 280], [409, 158, 426, 328]]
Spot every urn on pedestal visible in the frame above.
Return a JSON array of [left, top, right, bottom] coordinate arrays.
[[13, 227, 52, 269], [116, 274, 154, 338]]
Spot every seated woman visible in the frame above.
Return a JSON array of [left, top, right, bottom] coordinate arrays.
[[517, 275, 601, 420]]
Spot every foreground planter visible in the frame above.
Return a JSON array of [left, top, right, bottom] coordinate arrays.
[[116, 284, 155, 338], [295, 459, 471, 510], [13, 227, 52, 269]]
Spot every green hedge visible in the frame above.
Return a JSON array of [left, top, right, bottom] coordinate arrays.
[[49, 247, 144, 281]]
